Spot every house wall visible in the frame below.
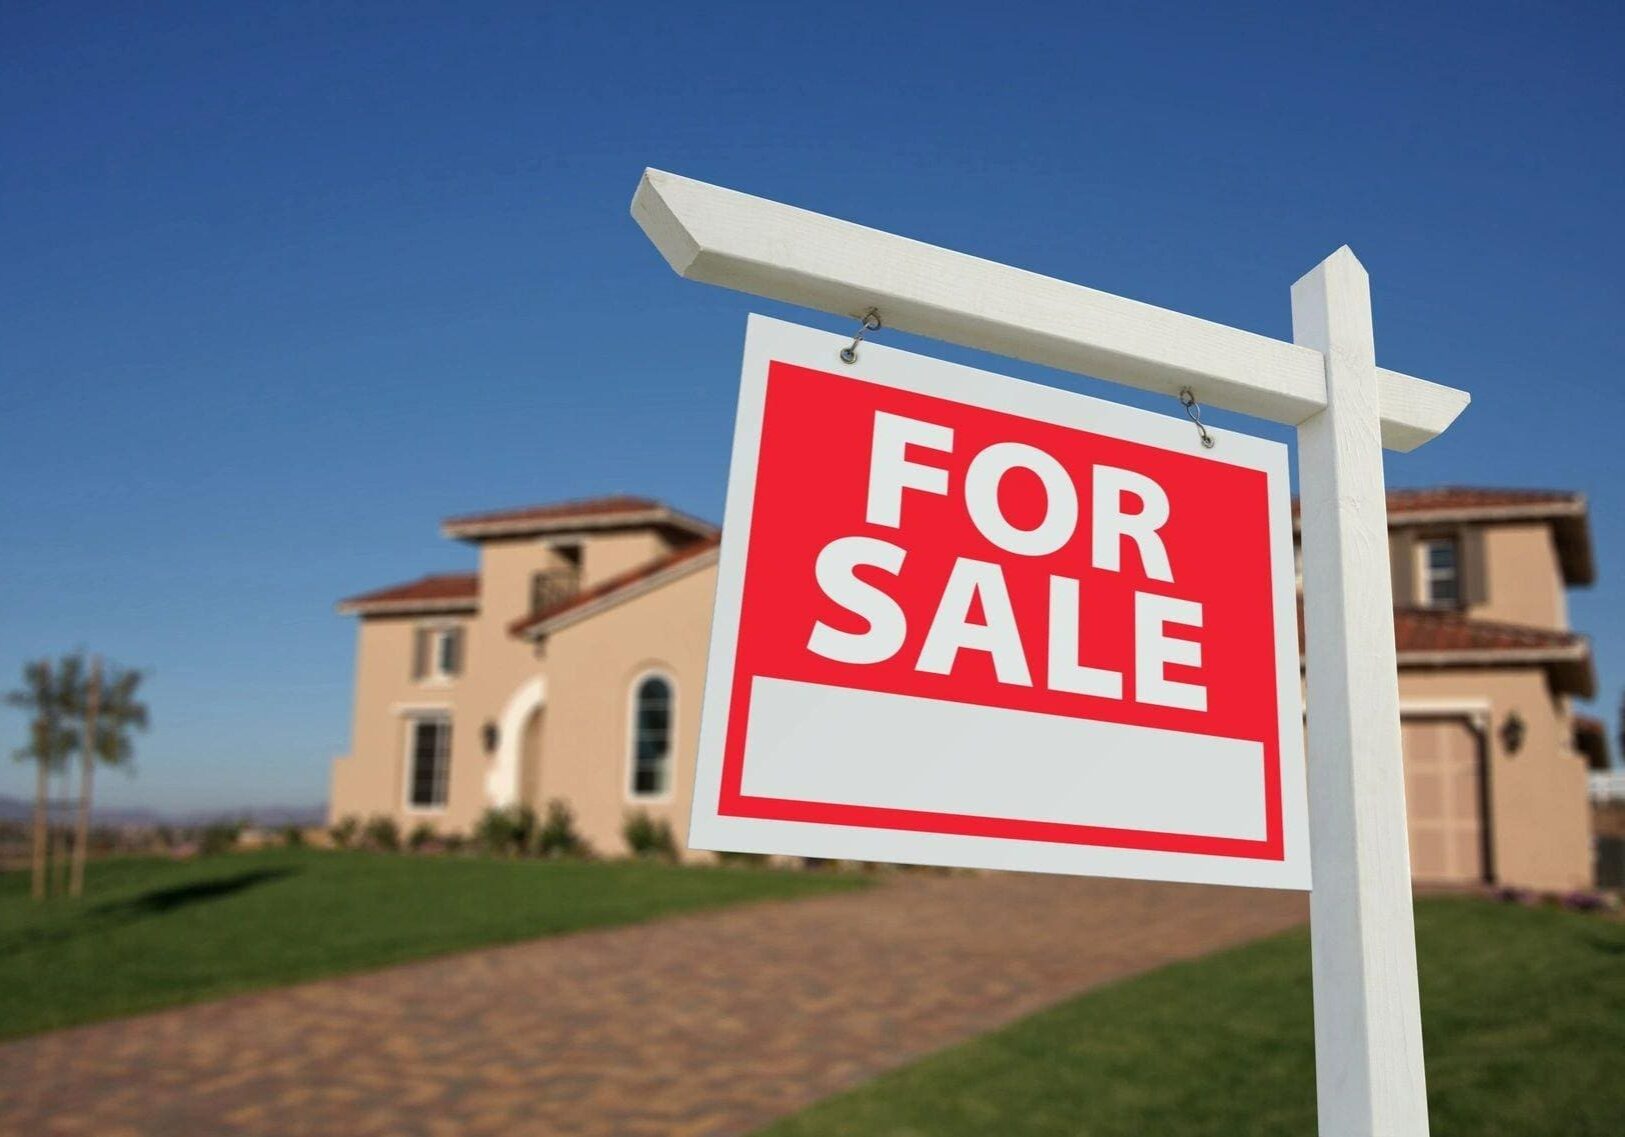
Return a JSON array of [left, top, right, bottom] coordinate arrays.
[[523, 563, 718, 856], [1397, 667, 1591, 890], [580, 530, 678, 588], [328, 612, 478, 828], [1390, 522, 1566, 627], [328, 527, 691, 838], [1470, 523, 1568, 627]]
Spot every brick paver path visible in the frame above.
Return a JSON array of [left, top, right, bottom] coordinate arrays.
[[0, 873, 1306, 1137]]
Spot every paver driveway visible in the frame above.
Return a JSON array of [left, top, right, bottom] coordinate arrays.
[[0, 872, 1306, 1137]]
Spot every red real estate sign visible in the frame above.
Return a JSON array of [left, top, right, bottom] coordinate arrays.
[[690, 316, 1309, 889]]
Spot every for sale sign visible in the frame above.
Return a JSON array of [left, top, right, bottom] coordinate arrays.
[[690, 316, 1309, 889]]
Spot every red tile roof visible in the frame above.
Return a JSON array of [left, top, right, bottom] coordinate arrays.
[[1391, 608, 1587, 654], [510, 535, 721, 638], [1294, 604, 1593, 695], [337, 573, 479, 615], [1297, 604, 1584, 653], [1292, 486, 1582, 519], [1384, 486, 1584, 515], [441, 495, 717, 541]]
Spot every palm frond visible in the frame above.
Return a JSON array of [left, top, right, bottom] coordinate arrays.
[[88, 663, 149, 768], [7, 656, 150, 769]]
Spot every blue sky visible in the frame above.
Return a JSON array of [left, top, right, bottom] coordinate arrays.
[[3, 2, 1621, 811]]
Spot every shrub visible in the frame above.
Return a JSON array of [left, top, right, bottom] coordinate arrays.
[[330, 814, 361, 849], [714, 849, 767, 867], [407, 822, 437, 852], [535, 798, 588, 858], [199, 821, 242, 856], [441, 832, 467, 854], [281, 825, 306, 848], [474, 807, 514, 854], [511, 804, 539, 852], [474, 805, 536, 856], [363, 814, 400, 852], [623, 810, 678, 860]]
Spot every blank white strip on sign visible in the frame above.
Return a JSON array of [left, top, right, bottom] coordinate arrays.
[[742, 678, 1267, 841]]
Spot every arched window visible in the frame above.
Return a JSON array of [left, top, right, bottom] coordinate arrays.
[[629, 674, 673, 798]]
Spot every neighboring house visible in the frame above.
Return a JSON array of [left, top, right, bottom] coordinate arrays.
[[1336, 488, 1597, 890], [331, 487, 1599, 890]]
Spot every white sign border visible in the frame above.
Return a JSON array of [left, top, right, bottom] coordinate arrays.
[[690, 314, 1310, 891]]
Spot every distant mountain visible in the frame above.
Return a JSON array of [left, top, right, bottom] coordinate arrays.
[[0, 795, 325, 828]]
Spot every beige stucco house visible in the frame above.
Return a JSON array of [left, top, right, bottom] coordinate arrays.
[[330, 487, 1599, 889]]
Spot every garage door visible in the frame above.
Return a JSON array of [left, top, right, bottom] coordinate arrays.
[[1401, 717, 1486, 884]]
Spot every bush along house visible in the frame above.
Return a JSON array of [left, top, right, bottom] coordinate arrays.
[[331, 488, 1599, 889]]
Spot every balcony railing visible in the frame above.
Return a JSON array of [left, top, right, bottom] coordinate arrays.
[[531, 568, 581, 614], [1589, 771, 1625, 803]]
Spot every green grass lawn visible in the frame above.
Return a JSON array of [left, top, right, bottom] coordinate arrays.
[[0, 847, 863, 1040], [759, 897, 1625, 1137]]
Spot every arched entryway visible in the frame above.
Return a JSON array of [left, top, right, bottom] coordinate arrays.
[[486, 676, 545, 808]]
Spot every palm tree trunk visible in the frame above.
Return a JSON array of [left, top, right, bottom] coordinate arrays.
[[52, 768, 70, 897], [70, 659, 100, 898], [70, 753, 95, 897], [31, 759, 47, 901]]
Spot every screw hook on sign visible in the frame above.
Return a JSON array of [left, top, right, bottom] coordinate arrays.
[[839, 309, 882, 364], [1179, 388, 1215, 449]]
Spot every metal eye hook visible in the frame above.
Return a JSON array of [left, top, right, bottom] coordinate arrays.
[[1179, 388, 1215, 449], [839, 309, 882, 364]]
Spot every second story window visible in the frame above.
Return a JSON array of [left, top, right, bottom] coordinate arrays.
[[412, 625, 464, 682], [1419, 537, 1461, 608]]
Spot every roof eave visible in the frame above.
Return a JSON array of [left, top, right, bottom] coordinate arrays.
[[1574, 718, 1612, 771], [1396, 644, 1595, 698], [1552, 508, 1596, 587], [1382, 500, 1586, 527], [336, 599, 480, 618], [440, 507, 718, 543]]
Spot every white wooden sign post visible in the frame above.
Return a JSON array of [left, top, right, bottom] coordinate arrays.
[[631, 168, 1468, 1136]]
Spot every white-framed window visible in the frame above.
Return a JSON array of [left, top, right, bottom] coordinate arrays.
[[405, 715, 452, 810], [412, 625, 464, 682], [1418, 537, 1461, 608], [628, 673, 674, 800]]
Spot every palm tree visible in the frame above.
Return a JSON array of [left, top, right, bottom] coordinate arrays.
[[5, 659, 76, 900], [68, 657, 147, 898]]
